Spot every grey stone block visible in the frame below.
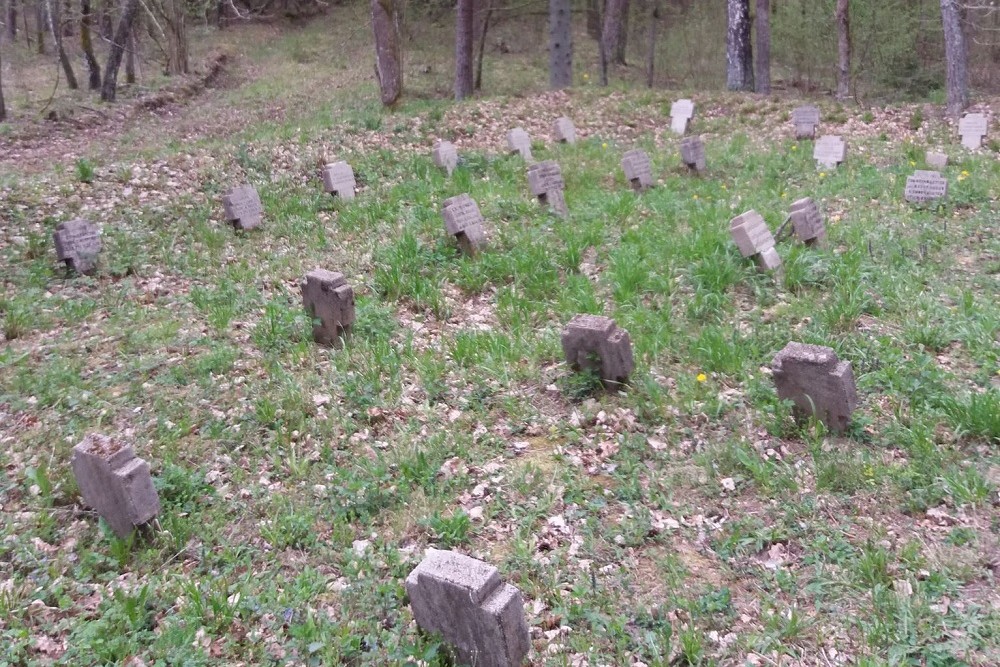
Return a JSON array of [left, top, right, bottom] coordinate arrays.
[[527, 161, 568, 217], [670, 99, 694, 135], [561, 314, 634, 387], [813, 136, 846, 169], [322, 161, 357, 200], [53, 218, 102, 275], [222, 184, 264, 230], [772, 342, 858, 434], [904, 170, 948, 203], [442, 194, 487, 256], [553, 117, 576, 144], [679, 136, 706, 173], [959, 113, 988, 150], [788, 197, 826, 245], [506, 128, 533, 161], [621, 149, 653, 191], [302, 269, 355, 347], [433, 140, 459, 176], [792, 105, 820, 139], [925, 151, 948, 170], [730, 210, 781, 272]]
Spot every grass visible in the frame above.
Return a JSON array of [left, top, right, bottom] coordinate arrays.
[[0, 12, 999, 667]]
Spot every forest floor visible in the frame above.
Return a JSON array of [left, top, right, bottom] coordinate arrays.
[[1, 9, 999, 667]]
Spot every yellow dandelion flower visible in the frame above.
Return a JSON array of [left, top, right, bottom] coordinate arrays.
[[780, 192, 787, 198], [909, 161, 916, 167], [819, 172, 827, 178], [696, 373, 707, 383], [582, 73, 590, 80], [693, 194, 699, 200], [791, 145, 798, 151], [602, 142, 608, 149]]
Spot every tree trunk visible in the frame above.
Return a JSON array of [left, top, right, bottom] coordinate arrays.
[[46, 0, 78, 89], [548, 0, 572, 89], [371, 0, 402, 105], [614, 0, 628, 65], [600, 0, 625, 85], [726, 0, 753, 91], [165, 0, 188, 75], [80, 0, 100, 89], [473, 0, 493, 90], [586, 0, 600, 39], [125, 27, 136, 83], [940, 0, 968, 117], [835, 0, 850, 100], [454, 0, 473, 99], [644, 0, 659, 88], [6, 0, 16, 40], [35, 0, 44, 53], [754, 0, 770, 93], [100, 0, 139, 101], [0, 31, 6, 120]]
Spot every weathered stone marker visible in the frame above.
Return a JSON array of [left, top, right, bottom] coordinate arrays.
[[771, 342, 858, 434], [670, 99, 695, 135], [792, 105, 821, 140], [813, 136, 846, 169], [302, 270, 356, 347], [506, 128, 533, 160], [561, 314, 634, 387], [958, 112, 988, 150], [53, 218, 102, 275], [433, 140, 459, 176], [71, 434, 160, 538], [527, 160, 569, 217], [904, 170, 948, 203], [442, 194, 487, 256], [406, 549, 530, 667], [730, 210, 781, 271], [787, 198, 826, 246], [322, 161, 357, 200], [925, 151, 948, 170], [680, 136, 706, 173], [553, 117, 576, 144], [222, 184, 264, 230], [621, 149, 654, 191]]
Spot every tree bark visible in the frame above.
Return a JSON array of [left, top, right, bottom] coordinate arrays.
[[644, 0, 659, 88], [125, 27, 136, 83], [0, 31, 6, 120], [5, 0, 16, 40], [454, 0, 473, 99], [754, 0, 770, 93], [35, 0, 44, 53], [548, 0, 572, 89], [586, 0, 600, 39], [835, 0, 850, 100], [164, 0, 188, 75], [371, 0, 402, 105], [940, 0, 968, 117], [726, 0, 753, 91], [600, 0, 625, 85], [80, 0, 100, 89], [100, 0, 139, 101], [46, 0, 78, 89], [614, 0, 628, 65], [473, 0, 493, 90]]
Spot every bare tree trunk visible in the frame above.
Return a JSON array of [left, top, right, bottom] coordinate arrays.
[[371, 0, 402, 105], [80, 0, 100, 89], [549, 0, 572, 88], [6, 0, 16, 40], [586, 0, 600, 39], [454, 0, 473, 99], [0, 31, 6, 120], [726, 0, 753, 91], [100, 0, 139, 101], [600, 0, 625, 85], [754, 0, 770, 93], [940, 0, 968, 117], [46, 0, 77, 89], [125, 27, 136, 83], [835, 0, 850, 100], [473, 0, 493, 90], [614, 0, 628, 64], [644, 0, 659, 88], [35, 0, 44, 53], [164, 0, 188, 75]]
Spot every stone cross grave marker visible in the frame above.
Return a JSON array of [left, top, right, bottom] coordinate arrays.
[[433, 140, 459, 176], [442, 194, 487, 256], [406, 549, 530, 667], [813, 135, 846, 169], [621, 149, 654, 191], [925, 151, 948, 170], [302, 269, 356, 347], [670, 99, 695, 135], [730, 210, 781, 271], [53, 218, 102, 275], [507, 128, 533, 160], [771, 342, 858, 434], [553, 117, 576, 144], [222, 184, 263, 230], [904, 170, 948, 204], [527, 160, 569, 217], [958, 113, 988, 150], [561, 314, 634, 387], [792, 105, 821, 140], [680, 136, 706, 173], [322, 161, 357, 200], [787, 198, 826, 246], [71, 434, 160, 538]]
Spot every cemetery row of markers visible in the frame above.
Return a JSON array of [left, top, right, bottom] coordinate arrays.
[[51, 102, 991, 667]]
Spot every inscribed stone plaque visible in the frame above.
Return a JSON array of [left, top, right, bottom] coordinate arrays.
[[442, 193, 487, 255], [322, 161, 357, 200], [772, 342, 858, 433], [433, 140, 459, 176], [561, 314, 634, 386], [730, 210, 781, 271], [680, 136, 706, 173], [53, 218, 102, 275], [621, 149, 653, 191], [553, 117, 576, 144], [792, 105, 820, 139], [506, 128, 533, 160], [958, 113, 988, 150], [813, 135, 846, 169], [670, 99, 695, 135], [925, 151, 948, 170], [302, 269, 356, 347], [222, 184, 263, 230], [904, 170, 948, 203], [527, 161, 569, 216], [788, 197, 826, 245]]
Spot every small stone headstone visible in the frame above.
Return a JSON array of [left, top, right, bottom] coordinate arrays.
[[322, 161, 357, 200], [904, 170, 948, 204], [527, 160, 569, 217], [792, 105, 821, 140], [507, 128, 533, 160], [958, 112, 988, 150], [621, 149, 654, 191], [561, 314, 634, 387], [670, 99, 695, 135], [787, 198, 826, 246], [771, 342, 858, 434], [71, 434, 160, 538], [406, 549, 530, 667], [442, 193, 487, 256], [53, 218, 102, 275], [730, 210, 781, 271], [925, 151, 948, 170], [813, 135, 846, 169], [433, 140, 459, 176], [222, 184, 264, 230], [553, 117, 576, 144], [680, 136, 706, 173], [302, 269, 356, 347]]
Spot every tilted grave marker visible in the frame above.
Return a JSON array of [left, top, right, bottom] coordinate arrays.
[[442, 193, 487, 256], [813, 135, 846, 169], [553, 117, 576, 144], [904, 170, 948, 204], [680, 136, 706, 173], [406, 549, 530, 667], [561, 314, 634, 387], [792, 105, 821, 140], [771, 342, 858, 434], [958, 113, 988, 150], [432, 140, 459, 176], [222, 184, 263, 230], [322, 161, 357, 200], [53, 218, 102, 275], [71, 434, 160, 538], [925, 151, 948, 171], [527, 160, 569, 217], [670, 99, 695, 135], [730, 210, 781, 271], [302, 269, 356, 347], [506, 128, 533, 160], [621, 149, 654, 191], [787, 198, 826, 246]]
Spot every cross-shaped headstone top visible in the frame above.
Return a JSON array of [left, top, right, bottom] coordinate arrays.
[[792, 105, 821, 139], [506, 128, 533, 160], [731, 210, 781, 270], [53, 218, 102, 275], [561, 314, 635, 386], [302, 269, 356, 347], [813, 135, 846, 169], [958, 113, 988, 150], [680, 136, 706, 173], [527, 161, 569, 217], [670, 99, 695, 135], [553, 117, 576, 144], [772, 341, 858, 433], [433, 140, 459, 176], [222, 184, 264, 230], [322, 161, 357, 200], [904, 170, 948, 203], [925, 151, 948, 170], [442, 194, 487, 255], [621, 149, 654, 190], [788, 197, 826, 245]]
